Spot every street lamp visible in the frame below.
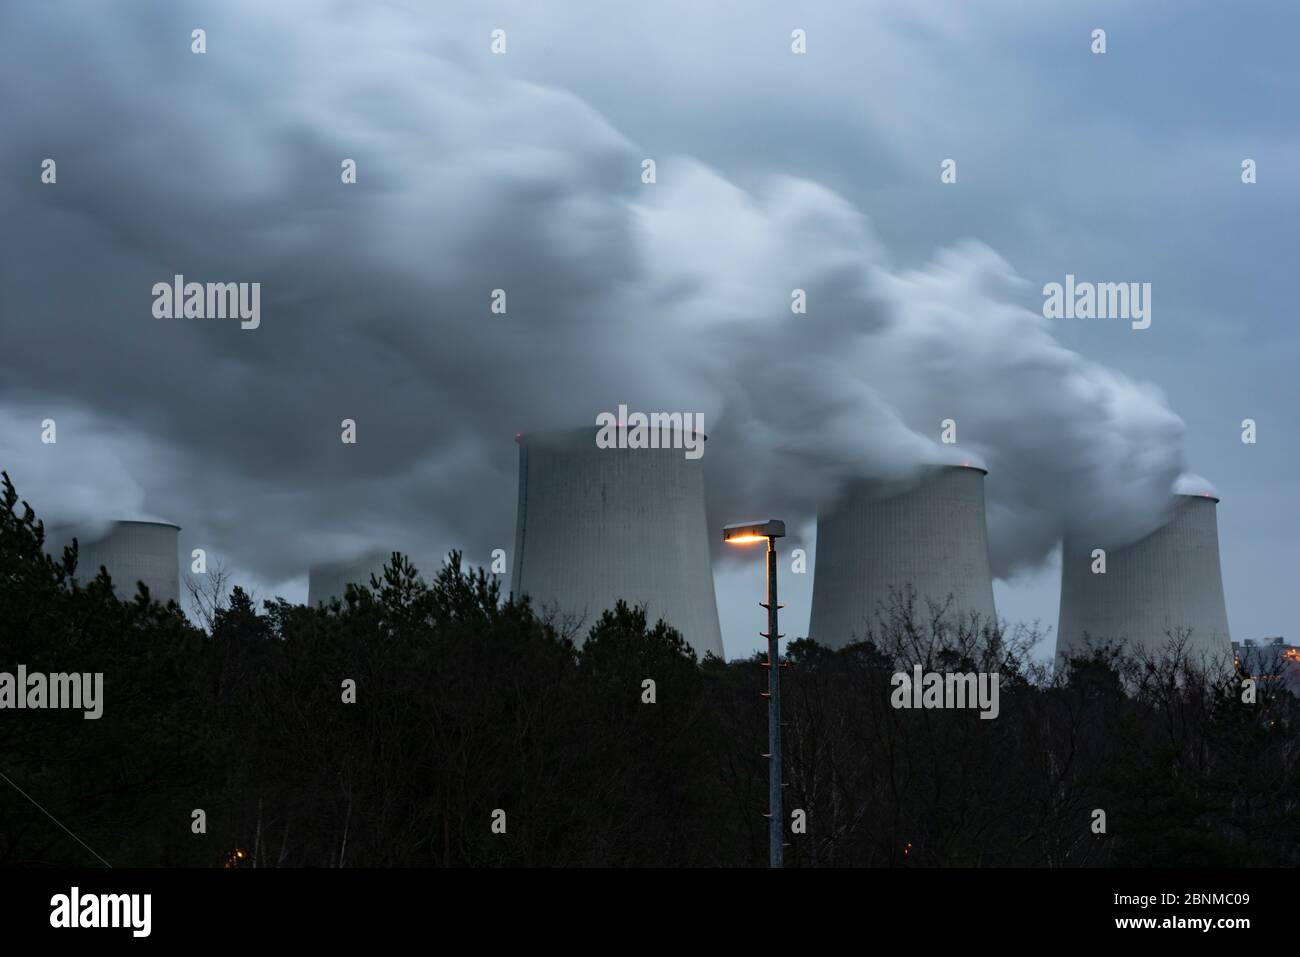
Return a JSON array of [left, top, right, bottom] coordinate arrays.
[[723, 519, 787, 869]]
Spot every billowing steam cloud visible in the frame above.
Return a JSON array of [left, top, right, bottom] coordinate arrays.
[[0, 406, 161, 542], [0, 2, 1195, 588]]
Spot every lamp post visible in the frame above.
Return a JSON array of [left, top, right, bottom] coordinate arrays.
[[723, 519, 786, 869]]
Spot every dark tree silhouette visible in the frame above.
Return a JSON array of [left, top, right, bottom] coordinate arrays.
[[2, 473, 1296, 867]]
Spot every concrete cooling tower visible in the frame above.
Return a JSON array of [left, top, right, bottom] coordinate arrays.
[[809, 465, 998, 648], [511, 427, 724, 658], [52, 520, 180, 605], [308, 549, 433, 606], [1056, 493, 1231, 665]]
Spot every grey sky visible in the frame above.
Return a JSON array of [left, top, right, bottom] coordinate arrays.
[[1, 1, 1294, 658]]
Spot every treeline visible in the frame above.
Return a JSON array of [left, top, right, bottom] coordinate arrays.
[[1, 472, 1297, 867]]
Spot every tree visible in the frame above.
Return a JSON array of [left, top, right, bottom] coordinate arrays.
[[0, 472, 228, 867]]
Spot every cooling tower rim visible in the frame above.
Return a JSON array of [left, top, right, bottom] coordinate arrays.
[[50, 518, 182, 534], [865, 462, 988, 478], [945, 463, 988, 476], [515, 424, 708, 443], [308, 548, 436, 571], [827, 462, 990, 487], [111, 518, 182, 531], [1062, 493, 1222, 551]]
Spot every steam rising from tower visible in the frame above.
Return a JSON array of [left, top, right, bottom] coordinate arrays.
[[809, 465, 998, 648], [511, 427, 724, 658], [1056, 494, 1232, 665]]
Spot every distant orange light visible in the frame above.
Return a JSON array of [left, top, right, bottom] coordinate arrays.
[[725, 534, 767, 545]]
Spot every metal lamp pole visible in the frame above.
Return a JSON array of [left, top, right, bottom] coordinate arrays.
[[723, 519, 786, 869], [763, 534, 783, 868]]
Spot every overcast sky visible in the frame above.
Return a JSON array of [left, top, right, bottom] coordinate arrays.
[[1, 0, 1295, 659]]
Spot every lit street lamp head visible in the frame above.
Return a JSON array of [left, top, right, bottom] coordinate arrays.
[[722, 519, 786, 544]]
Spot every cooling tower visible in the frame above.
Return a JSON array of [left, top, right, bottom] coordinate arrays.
[[308, 549, 431, 606], [511, 427, 724, 658], [808, 465, 998, 648], [53, 520, 181, 605], [1056, 494, 1231, 665]]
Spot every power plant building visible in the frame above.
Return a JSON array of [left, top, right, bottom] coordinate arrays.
[[809, 464, 998, 648], [511, 427, 725, 658], [1056, 493, 1232, 665], [1233, 637, 1300, 697]]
